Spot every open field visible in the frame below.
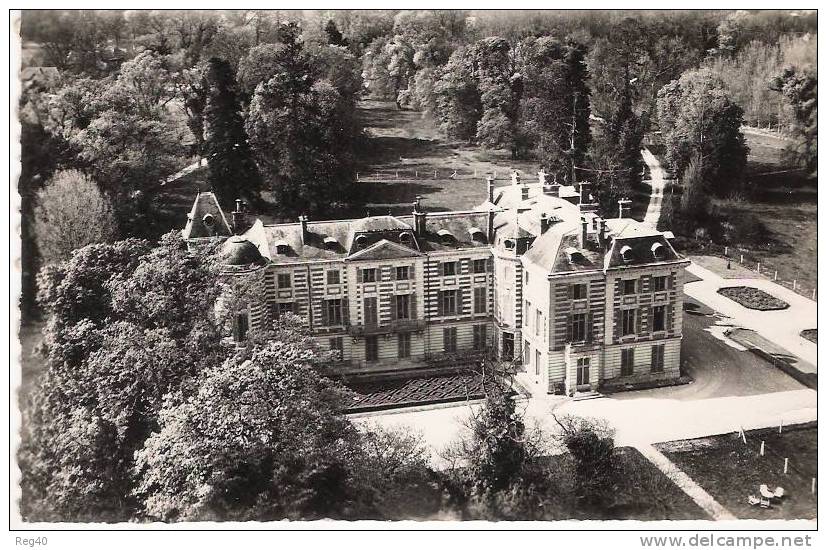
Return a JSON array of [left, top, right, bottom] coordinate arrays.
[[713, 129, 817, 291], [657, 423, 817, 520]]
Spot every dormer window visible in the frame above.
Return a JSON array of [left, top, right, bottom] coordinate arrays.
[[469, 227, 486, 243], [565, 246, 582, 263], [323, 236, 338, 249], [274, 240, 289, 255], [355, 234, 368, 249], [437, 229, 454, 244], [504, 239, 515, 250], [651, 242, 665, 260], [202, 213, 215, 230], [399, 232, 413, 246], [620, 245, 633, 263]]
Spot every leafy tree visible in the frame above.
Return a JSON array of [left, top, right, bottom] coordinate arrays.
[[473, 37, 525, 158], [434, 47, 482, 142], [132, 339, 361, 521], [34, 169, 118, 264], [680, 154, 711, 222], [656, 68, 748, 196], [771, 67, 817, 175], [203, 57, 263, 206]]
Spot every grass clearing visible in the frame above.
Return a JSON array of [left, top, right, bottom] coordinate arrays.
[[657, 423, 817, 520]]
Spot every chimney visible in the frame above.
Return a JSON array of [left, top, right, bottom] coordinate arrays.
[[487, 209, 496, 242], [413, 195, 427, 236], [599, 219, 608, 250], [618, 198, 632, 219], [299, 214, 309, 244], [231, 198, 246, 234], [486, 175, 495, 203], [540, 213, 550, 234], [579, 216, 588, 249], [511, 171, 521, 186], [579, 182, 590, 204]]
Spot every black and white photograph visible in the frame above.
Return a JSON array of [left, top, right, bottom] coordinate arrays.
[[8, 3, 819, 538]]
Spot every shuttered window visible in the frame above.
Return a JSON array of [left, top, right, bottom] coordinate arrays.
[[623, 279, 636, 295], [398, 333, 411, 358], [621, 348, 634, 376], [473, 259, 487, 273], [439, 290, 458, 316], [396, 266, 410, 280], [277, 273, 292, 288], [652, 305, 666, 332], [572, 283, 588, 300], [653, 276, 667, 292], [326, 270, 340, 285], [323, 299, 343, 326], [473, 324, 487, 351], [651, 344, 665, 372], [621, 309, 636, 336], [394, 294, 411, 320], [571, 313, 587, 342], [361, 268, 377, 283], [365, 336, 379, 361], [364, 297, 378, 325], [329, 337, 343, 360], [443, 327, 457, 352], [474, 287, 487, 314], [442, 262, 457, 276]]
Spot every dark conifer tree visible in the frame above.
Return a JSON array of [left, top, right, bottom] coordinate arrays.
[[203, 57, 263, 208], [324, 19, 348, 47]]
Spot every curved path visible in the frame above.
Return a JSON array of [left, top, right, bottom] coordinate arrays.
[[641, 148, 666, 227]]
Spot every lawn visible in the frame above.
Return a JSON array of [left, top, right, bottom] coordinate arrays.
[[657, 423, 817, 520], [712, 129, 817, 291]]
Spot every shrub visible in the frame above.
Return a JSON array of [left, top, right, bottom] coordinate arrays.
[[717, 286, 789, 310]]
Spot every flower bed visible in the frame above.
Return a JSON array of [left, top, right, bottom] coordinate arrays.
[[800, 329, 817, 344], [717, 286, 789, 311]]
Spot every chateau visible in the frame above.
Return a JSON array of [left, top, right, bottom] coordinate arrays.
[[183, 172, 689, 395]]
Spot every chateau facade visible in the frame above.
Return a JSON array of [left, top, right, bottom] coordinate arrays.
[[183, 172, 689, 395]]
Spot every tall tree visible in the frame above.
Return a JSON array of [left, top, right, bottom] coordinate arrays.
[[656, 68, 748, 196], [771, 67, 817, 175], [520, 37, 591, 184], [203, 57, 263, 207], [434, 47, 482, 142], [473, 37, 525, 158]]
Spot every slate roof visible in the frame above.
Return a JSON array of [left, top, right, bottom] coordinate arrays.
[[182, 192, 232, 239]]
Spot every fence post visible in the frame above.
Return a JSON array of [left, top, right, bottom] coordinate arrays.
[[784, 458, 789, 474], [356, 172, 360, 181], [415, 170, 418, 178], [774, 270, 778, 281], [757, 262, 761, 274], [740, 254, 744, 264], [724, 246, 728, 256], [813, 478, 817, 494], [434, 170, 437, 179], [760, 440, 765, 456], [395, 171, 399, 179], [793, 280, 797, 291], [779, 419, 783, 433], [812, 288, 817, 300]]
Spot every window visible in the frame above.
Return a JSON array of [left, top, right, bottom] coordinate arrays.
[[535, 350, 541, 376], [396, 266, 410, 280], [652, 305, 666, 332], [621, 309, 636, 336], [571, 313, 587, 342], [524, 340, 531, 368], [323, 298, 343, 326], [327, 270, 340, 285], [329, 337, 343, 360], [395, 294, 410, 320], [524, 300, 531, 329], [443, 327, 457, 352], [473, 258, 487, 273], [439, 289, 458, 316], [651, 344, 665, 373], [524, 270, 529, 285], [621, 348, 634, 376], [277, 273, 292, 288], [623, 279, 636, 295], [653, 276, 667, 292], [474, 287, 487, 314], [361, 268, 377, 283], [576, 357, 590, 385], [398, 333, 411, 358], [502, 333, 514, 360], [363, 297, 378, 325], [572, 283, 588, 300], [442, 261, 457, 276], [365, 336, 379, 361], [233, 312, 248, 342], [277, 302, 294, 316], [535, 309, 542, 336]]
